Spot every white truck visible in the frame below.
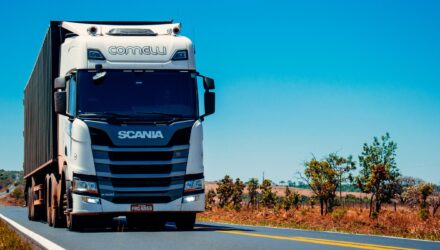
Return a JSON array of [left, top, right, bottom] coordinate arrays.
[[24, 21, 215, 231]]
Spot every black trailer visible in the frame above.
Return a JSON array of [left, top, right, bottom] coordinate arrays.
[[23, 22, 62, 178]]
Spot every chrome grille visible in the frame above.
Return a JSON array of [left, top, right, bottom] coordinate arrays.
[[92, 145, 189, 204]]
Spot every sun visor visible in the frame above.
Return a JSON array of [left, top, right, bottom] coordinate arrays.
[[62, 21, 181, 36]]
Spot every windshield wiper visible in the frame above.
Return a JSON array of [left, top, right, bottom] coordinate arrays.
[[79, 112, 133, 118], [79, 111, 194, 124]]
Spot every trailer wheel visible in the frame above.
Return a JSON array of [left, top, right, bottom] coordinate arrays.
[[175, 213, 196, 231], [28, 177, 41, 221], [27, 186, 35, 220]]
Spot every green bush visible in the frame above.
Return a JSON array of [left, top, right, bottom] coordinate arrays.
[[260, 179, 277, 208], [419, 207, 429, 221], [331, 208, 347, 221], [10, 187, 24, 199]]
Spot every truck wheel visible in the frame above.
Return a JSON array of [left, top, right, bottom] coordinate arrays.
[[57, 174, 67, 228], [45, 175, 52, 226], [50, 174, 62, 228], [64, 184, 82, 231], [175, 213, 196, 231]]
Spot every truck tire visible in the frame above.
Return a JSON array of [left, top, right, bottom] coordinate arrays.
[[45, 175, 52, 226], [64, 185, 78, 231], [27, 186, 34, 220], [175, 213, 196, 231], [28, 177, 41, 221], [57, 174, 67, 228], [50, 174, 62, 228]]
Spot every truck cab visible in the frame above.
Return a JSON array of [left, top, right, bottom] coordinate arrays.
[[25, 21, 215, 230]]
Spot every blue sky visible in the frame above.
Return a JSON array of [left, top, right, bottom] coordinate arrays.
[[0, 1, 439, 183]]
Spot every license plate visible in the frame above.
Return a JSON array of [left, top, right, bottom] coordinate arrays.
[[131, 204, 153, 212]]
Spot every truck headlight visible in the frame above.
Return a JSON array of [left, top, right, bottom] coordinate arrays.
[[183, 195, 199, 203], [72, 178, 99, 195], [184, 179, 204, 193]]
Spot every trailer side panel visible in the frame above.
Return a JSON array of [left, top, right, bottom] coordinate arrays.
[[24, 23, 61, 176]]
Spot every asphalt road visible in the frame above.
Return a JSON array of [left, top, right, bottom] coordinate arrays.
[[0, 206, 439, 250]]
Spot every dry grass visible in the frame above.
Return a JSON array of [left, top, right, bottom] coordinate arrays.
[[0, 197, 25, 207], [198, 205, 440, 241], [0, 185, 26, 207], [0, 219, 33, 250]]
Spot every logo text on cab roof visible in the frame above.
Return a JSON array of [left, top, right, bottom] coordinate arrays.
[[108, 46, 167, 56]]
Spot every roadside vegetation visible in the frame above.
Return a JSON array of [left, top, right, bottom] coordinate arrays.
[[201, 133, 440, 240], [0, 170, 25, 206], [0, 219, 32, 250], [0, 170, 23, 192]]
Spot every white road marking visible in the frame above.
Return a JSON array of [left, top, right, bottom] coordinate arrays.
[[0, 213, 65, 250]]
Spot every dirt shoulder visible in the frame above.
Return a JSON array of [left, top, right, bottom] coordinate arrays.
[[198, 206, 440, 241]]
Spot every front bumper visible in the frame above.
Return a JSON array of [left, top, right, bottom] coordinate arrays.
[[71, 193, 205, 215]]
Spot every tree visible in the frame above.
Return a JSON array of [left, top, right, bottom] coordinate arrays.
[[356, 133, 399, 217], [282, 186, 294, 210], [395, 176, 424, 204], [216, 175, 235, 208], [247, 178, 259, 208], [326, 153, 356, 204], [260, 179, 277, 208], [232, 178, 245, 211], [301, 158, 338, 215], [293, 192, 301, 209], [10, 186, 24, 200], [418, 183, 433, 220], [403, 182, 437, 219], [205, 189, 216, 210], [402, 185, 421, 207], [428, 185, 440, 216]]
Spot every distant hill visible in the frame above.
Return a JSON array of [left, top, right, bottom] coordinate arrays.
[[0, 169, 23, 191]]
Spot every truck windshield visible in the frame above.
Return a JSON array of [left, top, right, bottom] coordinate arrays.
[[76, 70, 197, 118]]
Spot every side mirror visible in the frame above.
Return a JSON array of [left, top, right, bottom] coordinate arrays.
[[203, 92, 215, 117], [54, 91, 67, 115], [54, 76, 66, 90], [203, 77, 215, 90]]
